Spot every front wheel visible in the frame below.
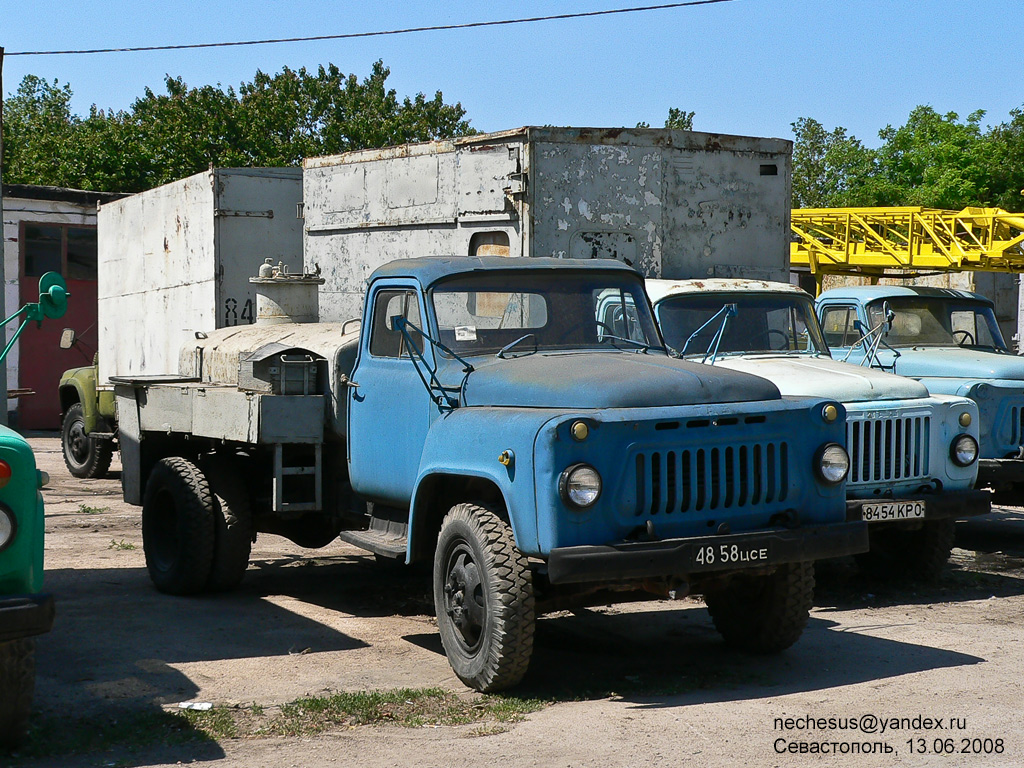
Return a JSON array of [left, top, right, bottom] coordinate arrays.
[[856, 518, 955, 582], [703, 561, 815, 653], [61, 402, 113, 479], [0, 639, 35, 748], [433, 502, 535, 692]]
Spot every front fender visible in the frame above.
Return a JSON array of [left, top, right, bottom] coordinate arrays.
[[409, 407, 561, 560], [919, 378, 1024, 458], [59, 365, 100, 433]]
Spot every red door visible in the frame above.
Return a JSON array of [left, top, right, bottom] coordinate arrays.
[[18, 223, 99, 430]]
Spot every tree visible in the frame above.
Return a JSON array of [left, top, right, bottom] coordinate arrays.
[[637, 107, 695, 131], [790, 117, 874, 208], [2, 61, 475, 192]]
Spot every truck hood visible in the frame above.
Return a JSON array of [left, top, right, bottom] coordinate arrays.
[[892, 347, 1024, 380], [458, 351, 781, 408], [710, 354, 929, 402]]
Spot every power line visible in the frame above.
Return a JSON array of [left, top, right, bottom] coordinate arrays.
[[5, 1, 736, 57]]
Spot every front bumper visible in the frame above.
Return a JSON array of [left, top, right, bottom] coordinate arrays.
[[977, 458, 1024, 488], [546, 522, 868, 585], [0, 594, 55, 643], [846, 489, 990, 524]]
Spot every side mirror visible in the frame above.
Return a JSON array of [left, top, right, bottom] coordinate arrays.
[[882, 301, 895, 333], [59, 328, 76, 350]]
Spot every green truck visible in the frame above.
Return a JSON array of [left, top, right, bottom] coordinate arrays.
[[0, 273, 66, 746]]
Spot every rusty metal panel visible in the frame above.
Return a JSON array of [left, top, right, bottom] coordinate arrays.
[[302, 127, 791, 321]]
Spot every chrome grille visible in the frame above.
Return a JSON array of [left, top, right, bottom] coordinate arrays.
[[848, 416, 930, 484], [633, 442, 789, 516]]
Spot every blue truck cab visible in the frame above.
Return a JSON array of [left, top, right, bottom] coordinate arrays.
[[117, 256, 867, 693], [817, 286, 1024, 495], [348, 257, 866, 688], [644, 279, 987, 581]]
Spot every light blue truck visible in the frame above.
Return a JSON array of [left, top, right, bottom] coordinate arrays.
[[113, 256, 867, 691], [642, 279, 989, 581], [817, 285, 1024, 498]]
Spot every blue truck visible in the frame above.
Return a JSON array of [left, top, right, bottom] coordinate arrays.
[[112, 256, 867, 691], [643, 279, 988, 581], [817, 286, 1024, 497]]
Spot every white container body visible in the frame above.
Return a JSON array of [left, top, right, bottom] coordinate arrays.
[[303, 127, 793, 323], [98, 168, 302, 382]]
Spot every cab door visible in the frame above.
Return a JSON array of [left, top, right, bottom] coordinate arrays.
[[347, 282, 432, 506]]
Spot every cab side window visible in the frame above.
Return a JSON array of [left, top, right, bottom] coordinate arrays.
[[820, 305, 858, 348], [369, 290, 422, 358]]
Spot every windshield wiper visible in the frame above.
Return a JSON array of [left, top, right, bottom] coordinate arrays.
[[599, 333, 650, 352], [676, 303, 737, 364], [496, 333, 538, 359]]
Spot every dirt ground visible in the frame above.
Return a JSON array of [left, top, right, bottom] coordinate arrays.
[[14, 435, 1024, 767]]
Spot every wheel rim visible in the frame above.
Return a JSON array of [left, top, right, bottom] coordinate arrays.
[[442, 541, 486, 653], [67, 418, 90, 466]]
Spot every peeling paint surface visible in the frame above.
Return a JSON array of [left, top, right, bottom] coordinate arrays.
[[302, 127, 792, 321]]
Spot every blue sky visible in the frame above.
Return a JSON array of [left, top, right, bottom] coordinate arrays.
[[2, 0, 1021, 147]]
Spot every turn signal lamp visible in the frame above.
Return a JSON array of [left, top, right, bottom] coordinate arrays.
[[0, 460, 11, 489]]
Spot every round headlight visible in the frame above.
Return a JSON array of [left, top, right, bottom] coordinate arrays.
[[559, 464, 602, 508], [0, 505, 15, 553], [951, 434, 979, 467], [816, 443, 850, 485]]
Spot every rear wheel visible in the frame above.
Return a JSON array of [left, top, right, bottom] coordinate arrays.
[[704, 561, 815, 653], [0, 639, 35, 748], [142, 457, 216, 595], [61, 402, 112, 479], [856, 518, 955, 582], [433, 502, 534, 692], [200, 456, 253, 592]]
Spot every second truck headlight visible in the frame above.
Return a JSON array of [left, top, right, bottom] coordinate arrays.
[[0, 504, 15, 552], [951, 434, 979, 467], [559, 464, 602, 508], [816, 443, 850, 485]]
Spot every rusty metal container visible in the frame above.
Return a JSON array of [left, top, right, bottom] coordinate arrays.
[[302, 126, 793, 322]]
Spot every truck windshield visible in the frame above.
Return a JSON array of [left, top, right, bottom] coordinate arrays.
[[867, 298, 1008, 351], [431, 271, 662, 356], [656, 293, 828, 356]]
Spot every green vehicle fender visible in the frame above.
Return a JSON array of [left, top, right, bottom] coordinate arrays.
[[59, 364, 113, 433]]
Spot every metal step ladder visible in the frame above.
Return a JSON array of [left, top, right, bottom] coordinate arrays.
[[272, 443, 322, 513]]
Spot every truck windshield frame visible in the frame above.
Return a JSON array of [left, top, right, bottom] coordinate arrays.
[[656, 293, 829, 356], [866, 297, 1008, 351], [429, 270, 663, 357]]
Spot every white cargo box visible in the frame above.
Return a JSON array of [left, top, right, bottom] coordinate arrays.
[[303, 126, 793, 322], [97, 168, 302, 383]]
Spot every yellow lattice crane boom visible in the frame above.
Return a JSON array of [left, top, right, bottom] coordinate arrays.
[[791, 207, 1024, 291]]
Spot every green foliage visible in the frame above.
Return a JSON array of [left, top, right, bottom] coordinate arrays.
[[793, 105, 1024, 211], [637, 107, 695, 131], [2, 61, 474, 193]]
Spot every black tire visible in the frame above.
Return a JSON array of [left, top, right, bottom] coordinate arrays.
[[142, 457, 216, 595], [0, 639, 34, 749], [61, 402, 113, 479], [855, 518, 955, 583], [200, 456, 253, 592], [433, 502, 535, 692], [704, 561, 815, 653]]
